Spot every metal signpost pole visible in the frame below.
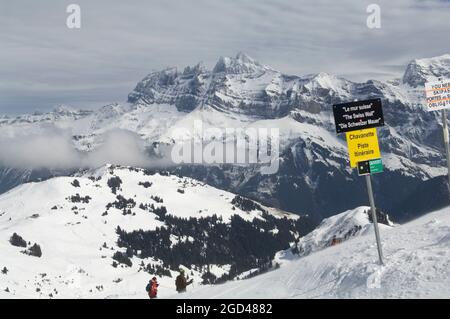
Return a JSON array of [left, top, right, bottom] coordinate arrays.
[[365, 174, 384, 265]]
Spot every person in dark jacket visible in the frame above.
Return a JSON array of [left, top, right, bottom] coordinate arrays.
[[175, 269, 193, 293]]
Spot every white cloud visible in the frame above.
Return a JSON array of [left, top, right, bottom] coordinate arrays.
[[0, 127, 169, 169], [84, 129, 150, 168], [0, 127, 80, 169]]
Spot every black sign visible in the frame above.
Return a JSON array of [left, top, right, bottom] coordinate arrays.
[[357, 160, 370, 176], [333, 98, 384, 134], [357, 158, 383, 176]]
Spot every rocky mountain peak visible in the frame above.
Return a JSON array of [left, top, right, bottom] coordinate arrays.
[[213, 52, 267, 74], [53, 104, 78, 115], [51, 104, 93, 118], [183, 62, 207, 76], [402, 54, 450, 87]]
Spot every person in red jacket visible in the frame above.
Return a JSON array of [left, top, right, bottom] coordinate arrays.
[[146, 277, 159, 299]]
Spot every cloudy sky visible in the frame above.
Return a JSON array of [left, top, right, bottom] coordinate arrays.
[[0, 0, 449, 115]]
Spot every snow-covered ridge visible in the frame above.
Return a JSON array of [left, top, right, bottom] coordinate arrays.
[[1, 164, 447, 299], [213, 52, 270, 74], [0, 164, 302, 298], [290, 206, 392, 258], [176, 206, 450, 299], [127, 52, 360, 118], [0, 164, 296, 230], [403, 54, 450, 88]]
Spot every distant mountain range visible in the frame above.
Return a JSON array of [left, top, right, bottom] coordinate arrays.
[[1, 53, 450, 222]]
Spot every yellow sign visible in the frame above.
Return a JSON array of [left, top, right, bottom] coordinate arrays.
[[346, 128, 380, 168]]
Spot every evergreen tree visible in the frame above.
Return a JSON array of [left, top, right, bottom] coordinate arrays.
[[9, 233, 27, 248]]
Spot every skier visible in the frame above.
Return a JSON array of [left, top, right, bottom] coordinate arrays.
[[175, 269, 193, 293], [330, 237, 340, 246], [146, 277, 159, 299]]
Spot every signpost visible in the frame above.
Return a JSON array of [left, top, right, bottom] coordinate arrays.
[[333, 99, 385, 265], [425, 79, 450, 193]]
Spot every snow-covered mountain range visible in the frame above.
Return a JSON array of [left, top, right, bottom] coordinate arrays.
[[4, 169, 447, 299], [1, 53, 450, 222], [0, 166, 392, 298], [0, 164, 311, 298]]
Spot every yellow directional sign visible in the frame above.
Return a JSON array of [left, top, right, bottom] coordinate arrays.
[[345, 128, 380, 168]]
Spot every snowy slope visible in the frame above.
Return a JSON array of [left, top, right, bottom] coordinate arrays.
[[291, 206, 392, 257], [2, 183, 447, 299], [0, 165, 298, 299], [174, 206, 450, 299]]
